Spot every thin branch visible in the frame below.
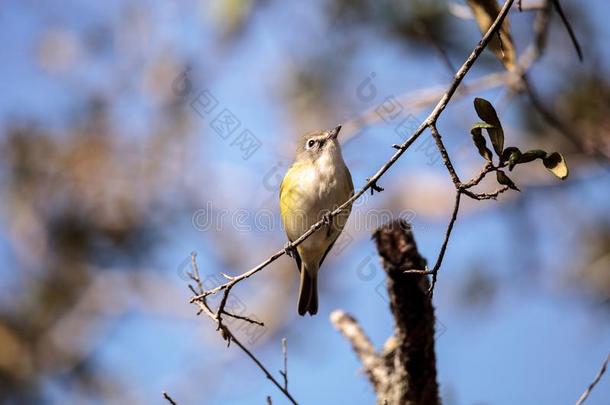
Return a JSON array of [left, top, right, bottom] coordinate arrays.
[[518, 0, 552, 70], [190, 0, 516, 304], [192, 300, 298, 404], [425, 0, 515, 126], [552, 0, 583, 61], [463, 186, 510, 200], [223, 310, 265, 327], [280, 338, 288, 391], [188, 257, 298, 404], [460, 162, 496, 189], [514, 2, 608, 164], [575, 353, 610, 405], [185, 3, 517, 402], [430, 125, 461, 186], [522, 75, 610, 164], [162, 391, 178, 405], [428, 192, 461, 295]]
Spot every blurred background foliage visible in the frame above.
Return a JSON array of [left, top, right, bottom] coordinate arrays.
[[0, 1, 608, 404]]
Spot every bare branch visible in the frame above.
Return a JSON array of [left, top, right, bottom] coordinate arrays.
[[223, 311, 265, 327], [162, 391, 178, 405], [552, 0, 583, 61], [280, 338, 288, 391], [184, 2, 519, 402], [190, 0, 516, 305], [430, 125, 461, 186], [191, 298, 298, 404], [461, 162, 496, 189], [575, 353, 610, 405], [429, 192, 461, 295], [187, 256, 298, 404]]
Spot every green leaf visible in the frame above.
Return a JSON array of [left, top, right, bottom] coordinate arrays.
[[500, 147, 521, 170], [543, 152, 569, 180], [496, 170, 520, 191], [517, 149, 547, 164], [470, 125, 493, 161], [473, 98, 501, 126], [473, 98, 504, 156]]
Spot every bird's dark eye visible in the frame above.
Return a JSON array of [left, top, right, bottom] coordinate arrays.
[[307, 139, 316, 148]]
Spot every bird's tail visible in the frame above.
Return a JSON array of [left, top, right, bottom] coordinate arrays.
[[297, 263, 318, 316]]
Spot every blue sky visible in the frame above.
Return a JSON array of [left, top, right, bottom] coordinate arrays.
[[1, 1, 609, 404]]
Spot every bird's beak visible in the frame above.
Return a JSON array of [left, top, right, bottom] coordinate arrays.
[[328, 125, 342, 140]]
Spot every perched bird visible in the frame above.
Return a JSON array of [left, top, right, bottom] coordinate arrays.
[[280, 125, 354, 316]]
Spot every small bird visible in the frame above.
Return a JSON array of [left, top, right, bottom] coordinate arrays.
[[280, 125, 354, 316]]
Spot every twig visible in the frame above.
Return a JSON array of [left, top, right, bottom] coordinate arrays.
[[280, 338, 288, 390], [190, 0, 516, 304], [426, 124, 513, 294], [185, 2, 517, 402], [515, 2, 608, 164], [460, 162, 496, 189], [188, 257, 298, 404], [464, 186, 510, 200], [575, 353, 610, 405], [223, 311, 265, 327], [552, 0, 583, 61], [522, 75, 610, 164], [162, 391, 178, 405], [428, 192, 461, 295], [430, 125, 461, 186], [191, 300, 298, 404]]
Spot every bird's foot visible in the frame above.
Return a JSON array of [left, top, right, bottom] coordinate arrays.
[[284, 242, 296, 258], [322, 212, 333, 226]]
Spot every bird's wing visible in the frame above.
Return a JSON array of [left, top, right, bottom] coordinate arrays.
[[280, 164, 303, 272], [318, 235, 338, 269], [319, 167, 354, 268]]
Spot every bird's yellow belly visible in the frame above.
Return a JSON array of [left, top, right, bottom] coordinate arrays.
[[281, 163, 352, 264]]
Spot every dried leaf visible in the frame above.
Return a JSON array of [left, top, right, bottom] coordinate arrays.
[[517, 149, 547, 164], [470, 124, 494, 161], [466, 0, 516, 70], [543, 152, 569, 180], [500, 146, 521, 170], [496, 170, 520, 191]]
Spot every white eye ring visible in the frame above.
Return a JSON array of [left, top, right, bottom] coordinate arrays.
[[307, 139, 316, 149]]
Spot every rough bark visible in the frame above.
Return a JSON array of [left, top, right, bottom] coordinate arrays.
[[332, 219, 440, 405], [374, 220, 440, 405]]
